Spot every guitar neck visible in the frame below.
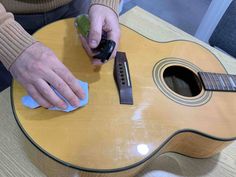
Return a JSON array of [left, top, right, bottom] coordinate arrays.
[[198, 72, 236, 92]]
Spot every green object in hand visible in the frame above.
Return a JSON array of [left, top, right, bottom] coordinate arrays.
[[75, 14, 90, 37], [74, 14, 116, 63]]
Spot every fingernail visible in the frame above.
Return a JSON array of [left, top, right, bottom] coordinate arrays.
[[89, 40, 98, 48], [60, 103, 67, 110], [72, 99, 80, 107], [78, 91, 85, 100]]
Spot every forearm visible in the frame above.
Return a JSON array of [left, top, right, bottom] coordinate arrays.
[[0, 4, 35, 69]]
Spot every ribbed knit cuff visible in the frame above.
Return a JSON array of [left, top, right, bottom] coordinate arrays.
[[90, 0, 120, 17], [0, 20, 36, 69]]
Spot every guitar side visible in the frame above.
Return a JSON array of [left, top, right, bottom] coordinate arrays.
[[18, 128, 233, 177]]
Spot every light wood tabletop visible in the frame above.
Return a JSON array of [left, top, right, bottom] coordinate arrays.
[[0, 6, 236, 177]]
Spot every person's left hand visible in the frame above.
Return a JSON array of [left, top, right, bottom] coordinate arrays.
[[80, 4, 120, 65]]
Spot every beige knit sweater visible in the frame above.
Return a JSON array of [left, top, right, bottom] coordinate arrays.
[[0, 0, 119, 69]]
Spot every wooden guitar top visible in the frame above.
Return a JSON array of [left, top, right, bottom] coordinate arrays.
[[12, 19, 236, 173]]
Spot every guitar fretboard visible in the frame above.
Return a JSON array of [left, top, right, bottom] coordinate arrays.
[[198, 72, 236, 92]]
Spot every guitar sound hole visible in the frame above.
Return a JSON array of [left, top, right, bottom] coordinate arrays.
[[163, 66, 202, 97]]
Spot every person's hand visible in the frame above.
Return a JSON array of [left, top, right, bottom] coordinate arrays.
[[9, 42, 85, 109], [80, 4, 120, 65]]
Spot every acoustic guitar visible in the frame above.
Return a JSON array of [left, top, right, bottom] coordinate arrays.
[[12, 19, 236, 177]]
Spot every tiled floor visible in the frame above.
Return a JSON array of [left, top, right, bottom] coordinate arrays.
[[121, 0, 212, 35]]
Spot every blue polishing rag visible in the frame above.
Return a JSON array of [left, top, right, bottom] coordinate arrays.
[[22, 80, 89, 112]]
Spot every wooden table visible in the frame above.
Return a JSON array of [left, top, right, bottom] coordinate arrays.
[[0, 6, 236, 177]]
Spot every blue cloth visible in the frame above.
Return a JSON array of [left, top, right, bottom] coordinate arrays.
[[22, 80, 89, 112]]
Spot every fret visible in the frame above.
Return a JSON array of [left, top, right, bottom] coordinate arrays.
[[212, 73, 222, 90], [214, 73, 228, 90], [229, 75, 236, 91], [229, 76, 236, 88], [199, 72, 209, 89], [207, 72, 217, 90], [214, 73, 234, 91], [223, 74, 235, 91], [222, 74, 232, 90], [218, 75, 226, 88], [233, 75, 236, 85], [198, 72, 236, 92], [231, 75, 236, 83], [199, 72, 212, 90], [220, 74, 229, 91]]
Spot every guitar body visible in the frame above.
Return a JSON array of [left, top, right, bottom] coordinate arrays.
[[12, 19, 236, 177]]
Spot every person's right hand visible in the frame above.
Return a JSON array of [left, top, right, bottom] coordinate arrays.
[[9, 42, 85, 109]]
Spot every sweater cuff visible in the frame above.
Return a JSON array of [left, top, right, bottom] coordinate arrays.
[[90, 0, 120, 17], [0, 20, 36, 69]]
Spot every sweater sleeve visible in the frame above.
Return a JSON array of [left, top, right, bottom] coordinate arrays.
[[0, 4, 36, 69], [90, 0, 120, 16]]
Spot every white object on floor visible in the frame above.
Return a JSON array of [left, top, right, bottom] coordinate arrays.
[[141, 171, 180, 177]]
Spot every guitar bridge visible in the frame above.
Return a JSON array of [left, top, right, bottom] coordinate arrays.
[[114, 52, 133, 105]]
